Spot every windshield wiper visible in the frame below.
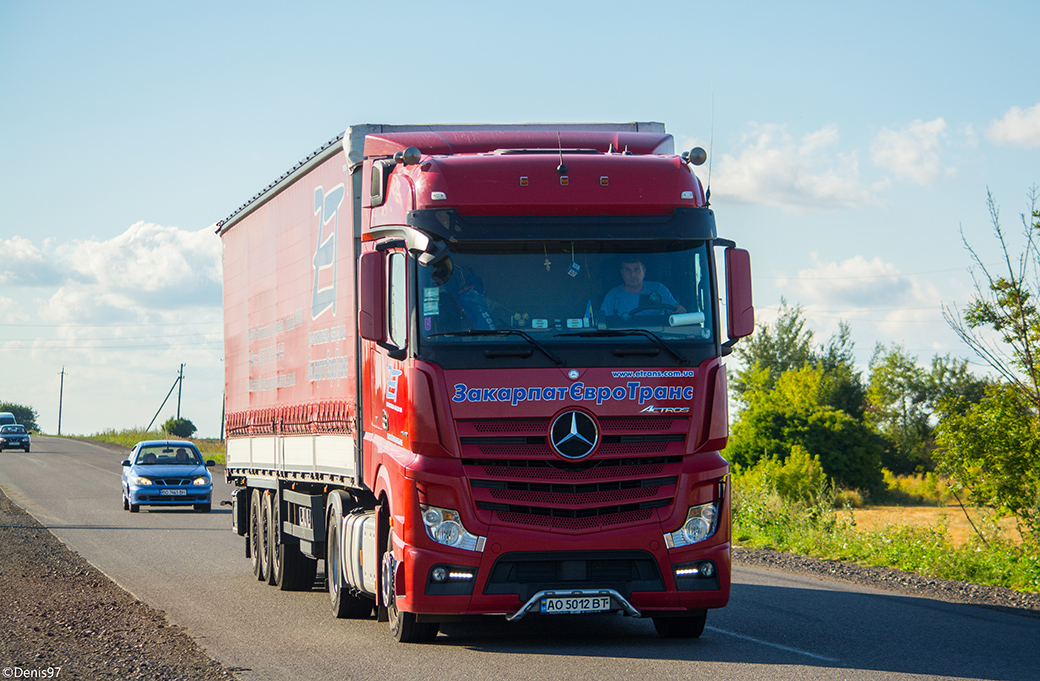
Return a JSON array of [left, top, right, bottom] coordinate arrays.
[[555, 329, 689, 365], [429, 330, 564, 365]]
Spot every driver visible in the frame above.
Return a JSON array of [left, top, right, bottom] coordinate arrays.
[[600, 258, 686, 319]]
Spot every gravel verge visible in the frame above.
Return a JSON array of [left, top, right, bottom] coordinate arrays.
[[733, 546, 1040, 618], [0, 487, 237, 680], [2, 480, 1038, 679]]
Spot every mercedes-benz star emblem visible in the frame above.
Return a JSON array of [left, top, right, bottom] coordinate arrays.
[[548, 410, 600, 460]]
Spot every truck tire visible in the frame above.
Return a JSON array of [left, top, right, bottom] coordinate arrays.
[[269, 489, 318, 591], [264, 491, 279, 586], [653, 610, 707, 638], [326, 491, 374, 618], [277, 540, 317, 591], [384, 531, 438, 643], [249, 489, 268, 582]]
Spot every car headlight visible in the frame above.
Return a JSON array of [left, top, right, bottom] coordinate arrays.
[[420, 504, 486, 552], [664, 501, 721, 548], [133, 476, 154, 486], [192, 476, 209, 486]]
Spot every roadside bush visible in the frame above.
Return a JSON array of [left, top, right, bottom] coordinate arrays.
[[875, 469, 953, 505], [162, 417, 197, 439], [733, 456, 1040, 592], [729, 365, 885, 492]]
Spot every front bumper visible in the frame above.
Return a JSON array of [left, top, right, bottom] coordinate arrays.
[[128, 486, 212, 505], [0, 438, 30, 449], [393, 525, 730, 618]]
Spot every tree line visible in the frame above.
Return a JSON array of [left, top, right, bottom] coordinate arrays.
[[730, 191, 1040, 542]]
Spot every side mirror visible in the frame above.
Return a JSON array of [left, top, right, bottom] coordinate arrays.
[[206, 460, 216, 467], [358, 250, 386, 342], [121, 459, 131, 466], [724, 247, 754, 348]]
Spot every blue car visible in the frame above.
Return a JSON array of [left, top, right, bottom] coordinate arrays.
[[121, 440, 215, 513]]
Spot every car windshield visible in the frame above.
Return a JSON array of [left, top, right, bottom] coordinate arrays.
[[418, 240, 716, 344], [1, 425, 26, 434], [135, 445, 202, 465]]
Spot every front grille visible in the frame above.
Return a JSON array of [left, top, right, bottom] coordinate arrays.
[[153, 478, 195, 486], [484, 550, 665, 600], [139, 494, 207, 502], [460, 416, 688, 532]]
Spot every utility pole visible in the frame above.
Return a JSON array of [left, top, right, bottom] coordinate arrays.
[[176, 363, 184, 419], [57, 366, 65, 435]]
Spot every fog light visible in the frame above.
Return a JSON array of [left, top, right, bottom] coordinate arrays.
[[431, 567, 449, 583], [701, 561, 715, 577]]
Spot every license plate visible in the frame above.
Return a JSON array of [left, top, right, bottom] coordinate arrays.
[[539, 596, 611, 614], [160, 489, 187, 496]]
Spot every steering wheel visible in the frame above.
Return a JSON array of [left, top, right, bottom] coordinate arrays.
[[619, 292, 677, 320]]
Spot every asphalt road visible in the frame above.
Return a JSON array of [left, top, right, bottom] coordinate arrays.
[[2, 436, 1037, 680]]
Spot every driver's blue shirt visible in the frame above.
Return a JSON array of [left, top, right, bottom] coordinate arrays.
[[600, 281, 678, 317]]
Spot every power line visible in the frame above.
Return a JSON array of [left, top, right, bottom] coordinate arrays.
[[0, 340, 222, 350]]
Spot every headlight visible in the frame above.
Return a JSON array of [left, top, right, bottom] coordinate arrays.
[[133, 476, 154, 486], [664, 501, 721, 548], [192, 476, 209, 486], [420, 505, 486, 552]]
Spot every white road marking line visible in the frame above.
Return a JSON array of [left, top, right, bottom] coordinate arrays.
[[706, 626, 840, 662]]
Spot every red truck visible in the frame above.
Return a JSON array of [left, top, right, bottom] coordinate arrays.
[[217, 123, 753, 642]]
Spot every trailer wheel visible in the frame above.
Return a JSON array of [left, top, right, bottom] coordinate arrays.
[[270, 490, 317, 591], [249, 489, 267, 581], [326, 491, 374, 618], [384, 531, 438, 643], [277, 540, 317, 591], [653, 610, 707, 638], [264, 491, 279, 585]]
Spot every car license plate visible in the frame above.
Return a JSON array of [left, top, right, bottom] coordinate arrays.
[[539, 596, 611, 614], [160, 489, 187, 496]]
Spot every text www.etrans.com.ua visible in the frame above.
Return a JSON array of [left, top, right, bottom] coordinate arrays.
[[610, 370, 696, 378]]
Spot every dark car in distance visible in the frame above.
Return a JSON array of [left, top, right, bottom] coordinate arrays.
[[121, 440, 215, 512], [0, 424, 30, 452]]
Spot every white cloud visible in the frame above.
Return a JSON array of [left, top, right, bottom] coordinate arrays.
[[712, 124, 877, 211], [771, 253, 965, 363], [987, 103, 1040, 148], [870, 118, 953, 185], [0, 222, 224, 437]]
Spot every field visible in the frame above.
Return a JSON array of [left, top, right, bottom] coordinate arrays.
[[851, 505, 1024, 546]]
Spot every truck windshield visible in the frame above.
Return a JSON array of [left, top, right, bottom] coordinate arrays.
[[417, 240, 715, 345]]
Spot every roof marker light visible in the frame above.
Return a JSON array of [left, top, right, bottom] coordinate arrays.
[[520, 176, 529, 186], [600, 176, 609, 186], [681, 191, 695, 200], [431, 192, 447, 201], [560, 176, 569, 186]]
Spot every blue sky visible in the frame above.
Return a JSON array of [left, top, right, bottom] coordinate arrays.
[[2, 0, 1039, 437]]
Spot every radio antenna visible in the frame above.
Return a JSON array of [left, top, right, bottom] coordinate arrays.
[[706, 83, 715, 207], [556, 132, 567, 175]]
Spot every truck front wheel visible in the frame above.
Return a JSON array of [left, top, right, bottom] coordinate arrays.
[[653, 610, 707, 638], [384, 532, 438, 643], [326, 490, 374, 618]]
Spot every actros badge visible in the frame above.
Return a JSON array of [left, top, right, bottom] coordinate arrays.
[[548, 410, 600, 460]]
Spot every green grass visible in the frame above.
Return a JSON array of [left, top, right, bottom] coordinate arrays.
[[732, 471, 1040, 592], [79, 428, 226, 464]]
